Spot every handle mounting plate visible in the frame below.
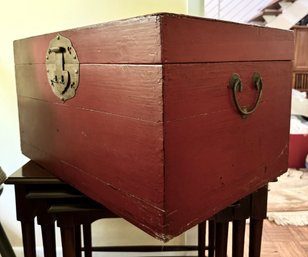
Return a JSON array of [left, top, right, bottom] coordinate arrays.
[[46, 34, 79, 101]]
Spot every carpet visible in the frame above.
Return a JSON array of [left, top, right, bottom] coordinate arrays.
[[267, 169, 308, 226]]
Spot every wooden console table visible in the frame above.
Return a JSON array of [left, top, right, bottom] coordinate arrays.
[[5, 161, 268, 257]]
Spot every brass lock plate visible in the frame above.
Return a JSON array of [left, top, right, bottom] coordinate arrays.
[[46, 34, 79, 101]]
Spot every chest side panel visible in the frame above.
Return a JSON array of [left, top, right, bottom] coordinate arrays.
[[163, 61, 292, 237], [16, 63, 166, 238]]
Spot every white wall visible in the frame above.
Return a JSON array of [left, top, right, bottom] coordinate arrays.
[[0, 0, 189, 254]]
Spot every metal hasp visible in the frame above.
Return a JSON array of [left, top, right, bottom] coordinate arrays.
[[229, 72, 263, 119], [46, 34, 79, 101]]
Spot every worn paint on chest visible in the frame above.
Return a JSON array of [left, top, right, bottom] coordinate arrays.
[[14, 13, 294, 240]]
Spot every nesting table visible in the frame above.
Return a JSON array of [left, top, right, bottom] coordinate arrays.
[[6, 161, 268, 257]]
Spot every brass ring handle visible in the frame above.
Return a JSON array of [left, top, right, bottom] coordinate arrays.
[[229, 72, 263, 118]]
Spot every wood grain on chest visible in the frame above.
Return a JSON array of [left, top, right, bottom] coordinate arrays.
[[14, 13, 294, 240]]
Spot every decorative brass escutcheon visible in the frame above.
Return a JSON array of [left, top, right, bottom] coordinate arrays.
[[46, 34, 79, 101], [229, 72, 263, 118]]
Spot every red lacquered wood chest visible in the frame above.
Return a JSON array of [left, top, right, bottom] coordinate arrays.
[[14, 13, 294, 241]]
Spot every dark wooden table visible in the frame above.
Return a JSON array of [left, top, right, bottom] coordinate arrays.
[[5, 160, 268, 257]]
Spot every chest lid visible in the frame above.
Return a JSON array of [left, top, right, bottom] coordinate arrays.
[[14, 13, 294, 65]]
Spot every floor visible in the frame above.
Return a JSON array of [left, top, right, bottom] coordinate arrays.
[[225, 219, 308, 257], [89, 219, 308, 257], [257, 219, 308, 257]]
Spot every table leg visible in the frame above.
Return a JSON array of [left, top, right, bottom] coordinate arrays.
[[21, 221, 36, 257], [249, 185, 268, 257], [249, 219, 263, 257], [40, 223, 56, 257], [215, 222, 228, 257], [58, 218, 77, 257], [14, 185, 37, 257], [37, 214, 57, 257], [198, 221, 206, 257], [208, 220, 215, 257], [83, 223, 92, 257], [74, 225, 82, 257], [232, 219, 246, 257]]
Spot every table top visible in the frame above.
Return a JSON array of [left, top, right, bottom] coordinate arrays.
[[6, 160, 115, 216], [5, 161, 64, 185]]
